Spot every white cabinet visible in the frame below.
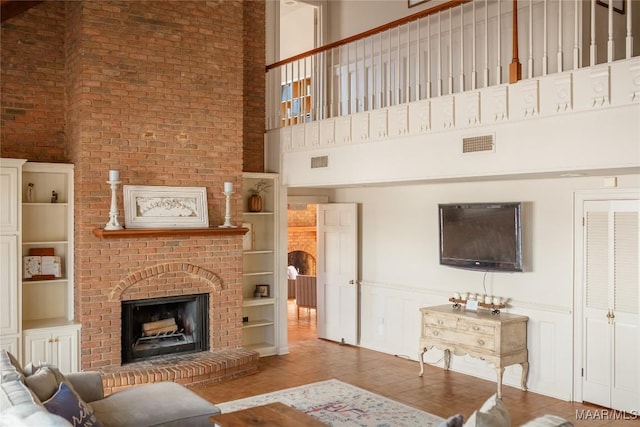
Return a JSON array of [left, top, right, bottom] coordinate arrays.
[[0, 158, 26, 361], [23, 324, 81, 374], [242, 173, 282, 356]]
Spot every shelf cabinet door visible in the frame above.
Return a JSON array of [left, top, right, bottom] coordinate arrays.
[[0, 162, 21, 233], [23, 330, 53, 367], [0, 335, 20, 359], [23, 325, 80, 373], [0, 235, 19, 336]]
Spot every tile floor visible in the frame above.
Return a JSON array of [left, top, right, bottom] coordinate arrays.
[[190, 300, 631, 426]]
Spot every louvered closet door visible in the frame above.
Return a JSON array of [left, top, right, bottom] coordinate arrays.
[[583, 200, 639, 414]]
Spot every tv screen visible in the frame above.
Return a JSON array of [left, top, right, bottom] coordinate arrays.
[[438, 202, 523, 272]]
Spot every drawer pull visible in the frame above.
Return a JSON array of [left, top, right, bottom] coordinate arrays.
[[438, 320, 444, 325], [472, 326, 480, 331], [432, 331, 439, 336], [477, 339, 485, 345]]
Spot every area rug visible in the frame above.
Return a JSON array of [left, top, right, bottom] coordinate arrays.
[[217, 379, 444, 426]]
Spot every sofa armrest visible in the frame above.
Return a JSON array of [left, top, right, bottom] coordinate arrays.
[[65, 372, 104, 403]]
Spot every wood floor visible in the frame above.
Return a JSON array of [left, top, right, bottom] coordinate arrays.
[[191, 301, 623, 426]]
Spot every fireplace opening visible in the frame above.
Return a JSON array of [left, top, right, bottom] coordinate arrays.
[[121, 293, 209, 364]]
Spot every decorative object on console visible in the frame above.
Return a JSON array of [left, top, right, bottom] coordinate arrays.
[[123, 185, 209, 229], [247, 179, 271, 212], [104, 169, 123, 230], [220, 181, 236, 228], [448, 297, 505, 315]]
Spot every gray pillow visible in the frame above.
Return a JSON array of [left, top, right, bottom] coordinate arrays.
[[24, 367, 61, 402], [463, 394, 510, 427]]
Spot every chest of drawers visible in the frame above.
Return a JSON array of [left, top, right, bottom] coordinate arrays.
[[419, 304, 529, 398]]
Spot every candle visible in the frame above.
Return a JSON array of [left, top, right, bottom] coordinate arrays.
[[224, 182, 233, 193], [493, 296, 502, 305], [453, 292, 460, 300], [460, 292, 468, 301], [108, 170, 119, 182], [484, 295, 493, 304]]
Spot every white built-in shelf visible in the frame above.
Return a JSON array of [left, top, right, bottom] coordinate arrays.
[[243, 271, 274, 277], [243, 297, 275, 307], [242, 319, 274, 329]]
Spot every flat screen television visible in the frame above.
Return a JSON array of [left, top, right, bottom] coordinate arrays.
[[438, 202, 523, 272]]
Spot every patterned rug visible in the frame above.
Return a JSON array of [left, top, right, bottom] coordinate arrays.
[[216, 379, 444, 427]]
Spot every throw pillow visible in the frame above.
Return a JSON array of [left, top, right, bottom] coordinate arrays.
[[24, 366, 60, 402], [43, 382, 102, 427], [439, 414, 465, 427], [463, 394, 510, 427]]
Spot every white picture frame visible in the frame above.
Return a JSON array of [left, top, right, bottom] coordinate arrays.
[[123, 185, 209, 229]]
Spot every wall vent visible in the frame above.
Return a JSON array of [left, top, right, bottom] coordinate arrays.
[[462, 135, 494, 153], [311, 155, 328, 168]]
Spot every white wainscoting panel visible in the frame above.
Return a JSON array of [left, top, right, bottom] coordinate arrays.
[[359, 281, 574, 401]]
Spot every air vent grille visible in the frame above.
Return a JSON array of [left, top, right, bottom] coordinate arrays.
[[463, 135, 494, 153], [311, 155, 328, 168]]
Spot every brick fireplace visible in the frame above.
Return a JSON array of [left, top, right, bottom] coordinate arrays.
[[1, 0, 265, 380]]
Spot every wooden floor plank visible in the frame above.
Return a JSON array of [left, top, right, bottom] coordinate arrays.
[[192, 300, 621, 426]]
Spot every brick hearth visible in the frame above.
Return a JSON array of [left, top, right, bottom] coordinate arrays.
[[99, 348, 259, 395]]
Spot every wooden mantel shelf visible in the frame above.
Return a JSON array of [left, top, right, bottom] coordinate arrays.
[[93, 226, 249, 239]]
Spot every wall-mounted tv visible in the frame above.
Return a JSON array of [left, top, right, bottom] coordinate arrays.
[[438, 202, 523, 272]]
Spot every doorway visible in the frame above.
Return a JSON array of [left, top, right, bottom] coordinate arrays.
[[287, 202, 318, 341]]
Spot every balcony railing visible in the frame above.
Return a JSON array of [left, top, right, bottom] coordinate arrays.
[[266, 0, 637, 131]]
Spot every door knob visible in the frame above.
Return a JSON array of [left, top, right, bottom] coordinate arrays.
[[348, 280, 356, 285]]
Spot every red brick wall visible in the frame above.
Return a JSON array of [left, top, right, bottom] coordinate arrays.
[[243, 3, 266, 172], [2, 1, 265, 370], [0, 1, 68, 162]]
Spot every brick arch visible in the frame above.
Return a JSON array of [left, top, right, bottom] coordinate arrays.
[[109, 262, 223, 301]]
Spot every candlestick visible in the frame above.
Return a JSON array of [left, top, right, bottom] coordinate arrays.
[[219, 187, 236, 228], [104, 171, 123, 230]]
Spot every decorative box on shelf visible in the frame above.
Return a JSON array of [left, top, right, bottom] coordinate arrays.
[[448, 297, 505, 314]]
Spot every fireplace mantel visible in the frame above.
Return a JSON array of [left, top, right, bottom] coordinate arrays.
[[93, 226, 249, 239]]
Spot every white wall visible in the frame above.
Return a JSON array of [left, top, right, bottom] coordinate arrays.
[[326, 0, 452, 41], [331, 174, 639, 400]]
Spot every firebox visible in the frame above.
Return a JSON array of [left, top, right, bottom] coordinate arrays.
[[121, 294, 209, 364]]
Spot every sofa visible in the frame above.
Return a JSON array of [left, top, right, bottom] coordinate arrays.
[[0, 350, 221, 426]]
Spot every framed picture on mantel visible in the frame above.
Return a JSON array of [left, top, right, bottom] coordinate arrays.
[[123, 185, 209, 229]]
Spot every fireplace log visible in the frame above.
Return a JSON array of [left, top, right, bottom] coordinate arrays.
[[142, 318, 177, 336]]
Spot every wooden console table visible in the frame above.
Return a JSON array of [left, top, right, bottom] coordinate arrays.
[[419, 304, 529, 398]]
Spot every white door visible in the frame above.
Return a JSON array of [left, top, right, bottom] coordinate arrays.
[[316, 203, 358, 344], [582, 199, 639, 413]]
